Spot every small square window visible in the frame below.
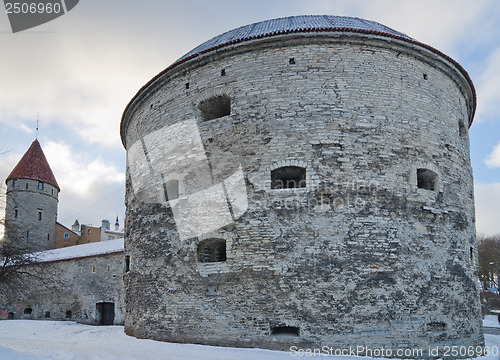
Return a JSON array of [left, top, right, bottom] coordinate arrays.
[[64, 232, 70, 238]]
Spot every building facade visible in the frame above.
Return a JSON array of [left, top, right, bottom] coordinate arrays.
[[0, 239, 125, 325], [120, 16, 483, 356]]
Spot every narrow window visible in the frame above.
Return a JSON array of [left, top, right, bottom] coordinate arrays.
[[470, 247, 474, 264], [271, 166, 306, 189], [14, 209, 18, 218], [26, 230, 29, 239], [44, 311, 50, 318], [423, 73, 428, 80], [164, 179, 179, 201], [47, 234, 50, 241], [78, 267, 82, 274], [38, 211, 42, 221], [124, 255, 130, 272], [65, 310, 72, 318], [199, 95, 231, 121], [271, 325, 300, 337], [197, 238, 226, 263], [51, 189, 54, 195], [426, 322, 446, 331], [185, 82, 190, 89], [220, 69, 226, 76], [64, 232, 70, 238], [417, 169, 437, 191], [13, 179, 17, 188], [289, 58, 295, 64], [459, 120, 467, 137], [38, 181, 43, 190], [88, 229, 91, 235], [106, 264, 111, 272], [92, 266, 96, 273], [25, 183, 28, 189]]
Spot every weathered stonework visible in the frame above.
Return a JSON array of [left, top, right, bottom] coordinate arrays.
[[121, 16, 482, 357], [0, 247, 124, 325], [5, 178, 58, 251]]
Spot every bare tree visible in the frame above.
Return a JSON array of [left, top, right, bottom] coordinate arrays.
[[477, 234, 500, 290]]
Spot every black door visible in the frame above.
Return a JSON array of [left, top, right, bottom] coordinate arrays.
[[97, 302, 115, 325]]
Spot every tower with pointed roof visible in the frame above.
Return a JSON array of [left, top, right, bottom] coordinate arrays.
[[4, 139, 59, 251]]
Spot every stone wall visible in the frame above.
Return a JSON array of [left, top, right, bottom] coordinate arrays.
[[122, 32, 482, 356], [5, 178, 58, 251], [0, 252, 124, 325]]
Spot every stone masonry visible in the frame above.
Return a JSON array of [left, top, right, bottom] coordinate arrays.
[[120, 16, 483, 357]]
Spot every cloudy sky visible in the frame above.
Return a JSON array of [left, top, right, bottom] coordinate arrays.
[[0, 0, 499, 235]]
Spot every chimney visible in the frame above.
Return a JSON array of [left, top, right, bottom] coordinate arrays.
[[101, 219, 110, 230]]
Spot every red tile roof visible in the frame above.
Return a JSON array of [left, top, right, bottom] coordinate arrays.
[[6, 139, 60, 190]]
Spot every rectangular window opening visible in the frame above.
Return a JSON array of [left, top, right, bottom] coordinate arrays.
[[125, 255, 130, 272], [271, 325, 300, 337], [417, 168, 437, 191], [426, 322, 446, 331]]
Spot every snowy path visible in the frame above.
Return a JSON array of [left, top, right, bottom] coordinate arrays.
[[1, 319, 500, 360]]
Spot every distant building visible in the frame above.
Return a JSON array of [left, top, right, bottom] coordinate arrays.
[[55, 218, 124, 248]]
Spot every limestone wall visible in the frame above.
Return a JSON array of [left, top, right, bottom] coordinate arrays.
[[0, 252, 124, 325], [5, 178, 58, 251], [122, 33, 482, 355]]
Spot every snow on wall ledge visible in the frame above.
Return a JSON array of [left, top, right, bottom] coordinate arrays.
[[35, 238, 124, 263]]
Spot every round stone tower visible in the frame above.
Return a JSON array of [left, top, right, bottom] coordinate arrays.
[[5, 139, 59, 251], [121, 16, 482, 356]]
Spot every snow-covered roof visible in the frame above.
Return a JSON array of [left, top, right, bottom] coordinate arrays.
[[36, 238, 124, 263]]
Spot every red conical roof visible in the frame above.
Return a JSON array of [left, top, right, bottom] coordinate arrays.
[[6, 139, 60, 191]]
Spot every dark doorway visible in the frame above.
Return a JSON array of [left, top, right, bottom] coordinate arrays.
[[96, 302, 115, 325]]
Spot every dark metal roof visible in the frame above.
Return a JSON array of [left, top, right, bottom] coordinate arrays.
[[120, 16, 476, 147], [177, 15, 412, 64]]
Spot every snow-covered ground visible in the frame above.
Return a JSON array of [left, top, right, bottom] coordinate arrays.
[[484, 314, 500, 328], [1, 319, 500, 360]]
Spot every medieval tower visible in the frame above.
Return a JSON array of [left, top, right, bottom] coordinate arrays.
[[5, 139, 59, 251], [120, 16, 482, 356]]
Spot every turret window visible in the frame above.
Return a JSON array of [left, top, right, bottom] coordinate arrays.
[[199, 95, 231, 121], [197, 238, 226, 263], [13, 179, 17, 188], [38, 211, 42, 221], [38, 181, 44, 190], [417, 169, 437, 191], [271, 166, 306, 189]]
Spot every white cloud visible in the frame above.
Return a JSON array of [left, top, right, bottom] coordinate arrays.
[[476, 47, 500, 121], [485, 141, 500, 168], [475, 183, 500, 236], [42, 141, 125, 226]]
